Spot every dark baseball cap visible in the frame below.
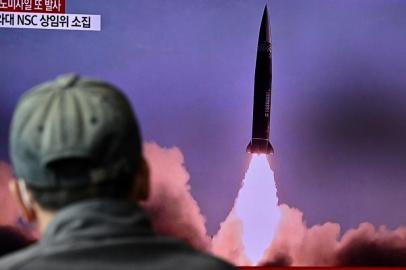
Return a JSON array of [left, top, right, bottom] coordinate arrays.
[[10, 74, 143, 188]]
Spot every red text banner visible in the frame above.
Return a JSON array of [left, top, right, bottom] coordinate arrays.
[[0, 0, 65, 14]]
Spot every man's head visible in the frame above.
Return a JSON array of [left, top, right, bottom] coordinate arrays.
[[8, 74, 149, 232]]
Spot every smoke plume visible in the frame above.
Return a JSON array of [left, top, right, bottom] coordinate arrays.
[[212, 203, 406, 266], [259, 204, 406, 266], [0, 162, 35, 254], [1, 143, 406, 266], [211, 210, 250, 265], [141, 142, 211, 251], [0, 162, 20, 226]]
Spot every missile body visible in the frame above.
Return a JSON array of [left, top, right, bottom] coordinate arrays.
[[247, 6, 274, 154]]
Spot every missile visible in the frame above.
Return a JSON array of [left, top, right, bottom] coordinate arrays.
[[246, 6, 274, 155]]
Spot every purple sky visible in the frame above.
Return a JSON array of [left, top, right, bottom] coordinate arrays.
[[1, 0, 406, 235]]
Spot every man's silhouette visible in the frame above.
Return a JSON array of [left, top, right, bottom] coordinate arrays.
[[0, 74, 235, 270]]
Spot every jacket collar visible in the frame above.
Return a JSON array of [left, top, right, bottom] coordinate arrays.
[[42, 199, 154, 245]]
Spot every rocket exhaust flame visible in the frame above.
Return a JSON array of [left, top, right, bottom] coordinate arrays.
[[238, 7, 280, 263], [237, 7, 280, 263], [234, 154, 281, 264]]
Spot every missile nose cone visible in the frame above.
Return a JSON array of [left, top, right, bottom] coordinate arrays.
[[259, 6, 270, 43], [262, 6, 269, 21]]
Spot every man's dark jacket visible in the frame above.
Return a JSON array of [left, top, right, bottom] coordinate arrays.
[[0, 200, 236, 270]]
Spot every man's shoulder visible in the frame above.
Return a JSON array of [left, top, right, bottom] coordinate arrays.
[[158, 238, 236, 270], [178, 250, 236, 270], [0, 237, 237, 270], [0, 244, 41, 270], [117, 235, 237, 270]]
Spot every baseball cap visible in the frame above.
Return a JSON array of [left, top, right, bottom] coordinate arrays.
[[9, 74, 143, 189]]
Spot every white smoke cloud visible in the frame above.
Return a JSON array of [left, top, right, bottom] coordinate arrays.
[[211, 210, 250, 265], [141, 142, 211, 251], [261, 204, 340, 266], [1, 143, 406, 266], [261, 204, 406, 266], [0, 162, 21, 226], [212, 202, 406, 266]]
